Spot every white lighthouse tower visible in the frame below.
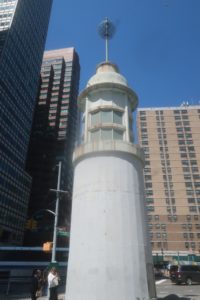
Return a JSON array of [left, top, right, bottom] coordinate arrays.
[[65, 19, 156, 300]]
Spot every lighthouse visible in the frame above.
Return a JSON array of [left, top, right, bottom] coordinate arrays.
[[65, 19, 156, 300]]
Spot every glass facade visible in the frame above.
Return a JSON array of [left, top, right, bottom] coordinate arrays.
[[0, 0, 53, 245], [25, 49, 80, 247], [0, 0, 17, 55]]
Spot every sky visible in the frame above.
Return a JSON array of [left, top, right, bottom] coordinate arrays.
[[45, 0, 200, 109]]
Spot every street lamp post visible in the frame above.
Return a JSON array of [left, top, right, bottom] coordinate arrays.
[[51, 161, 62, 262], [49, 161, 69, 263]]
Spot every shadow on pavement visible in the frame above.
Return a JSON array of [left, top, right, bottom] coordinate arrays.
[[157, 294, 190, 300]]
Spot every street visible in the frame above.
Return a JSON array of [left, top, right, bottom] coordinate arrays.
[[1, 278, 200, 300], [156, 278, 200, 300]]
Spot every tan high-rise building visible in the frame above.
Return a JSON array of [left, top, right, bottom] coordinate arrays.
[[137, 105, 200, 257]]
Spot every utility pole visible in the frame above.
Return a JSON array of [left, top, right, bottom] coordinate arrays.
[[49, 161, 69, 262], [51, 161, 62, 263]]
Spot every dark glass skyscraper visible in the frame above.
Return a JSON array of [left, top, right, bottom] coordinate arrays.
[[25, 48, 80, 247], [0, 0, 53, 245]]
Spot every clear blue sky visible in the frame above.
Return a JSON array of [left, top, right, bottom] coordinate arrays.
[[45, 0, 200, 109]]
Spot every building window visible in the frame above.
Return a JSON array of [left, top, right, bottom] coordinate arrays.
[[185, 127, 191, 132], [189, 206, 197, 213], [168, 215, 172, 221], [145, 175, 152, 181], [167, 206, 171, 213], [149, 233, 153, 239], [171, 198, 176, 205], [141, 128, 147, 133], [161, 224, 166, 230], [172, 206, 176, 213], [157, 242, 162, 248], [190, 233, 194, 239], [146, 198, 154, 204], [145, 182, 152, 189], [148, 224, 153, 230], [182, 224, 187, 229], [140, 111, 146, 115], [162, 233, 167, 239], [185, 182, 192, 188], [188, 198, 195, 204], [156, 233, 161, 238], [147, 206, 154, 212]]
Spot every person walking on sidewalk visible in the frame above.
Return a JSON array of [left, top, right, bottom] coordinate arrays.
[[30, 269, 40, 300], [48, 267, 60, 300]]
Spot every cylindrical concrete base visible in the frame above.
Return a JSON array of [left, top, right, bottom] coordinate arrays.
[[65, 152, 155, 300]]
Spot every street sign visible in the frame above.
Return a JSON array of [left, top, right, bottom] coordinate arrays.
[[57, 231, 70, 237]]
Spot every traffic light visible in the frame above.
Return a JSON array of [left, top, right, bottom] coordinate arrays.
[[25, 219, 32, 230], [31, 220, 37, 230], [43, 242, 53, 252], [25, 218, 38, 230]]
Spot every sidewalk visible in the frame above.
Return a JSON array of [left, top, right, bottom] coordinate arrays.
[[0, 284, 65, 300], [2, 293, 65, 300]]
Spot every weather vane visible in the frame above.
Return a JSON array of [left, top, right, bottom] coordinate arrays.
[[98, 17, 116, 62]]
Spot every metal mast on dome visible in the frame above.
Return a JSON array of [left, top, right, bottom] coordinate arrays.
[[98, 17, 116, 62]]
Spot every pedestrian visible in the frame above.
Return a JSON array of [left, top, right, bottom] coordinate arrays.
[[30, 269, 40, 300], [36, 269, 43, 297], [48, 267, 60, 300], [42, 266, 49, 296]]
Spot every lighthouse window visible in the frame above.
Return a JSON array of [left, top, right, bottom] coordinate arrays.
[[101, 128, 112, 140], [90, 129, 123, 141], [91, 129, 100, 141], [91, 110, 123, 126], [101, 110, 112, 123], [113, 129, 123, 140], [113, 111, 123, 124], [91, 111, 100, 126]]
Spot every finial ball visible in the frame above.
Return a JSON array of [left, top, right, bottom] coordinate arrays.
[[98, 17, 116, 40]]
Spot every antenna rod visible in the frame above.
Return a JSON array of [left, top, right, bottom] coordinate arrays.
[[98, 18, 116, 62], [106, 37, 108, 62], [105, 18, 109, 61]]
